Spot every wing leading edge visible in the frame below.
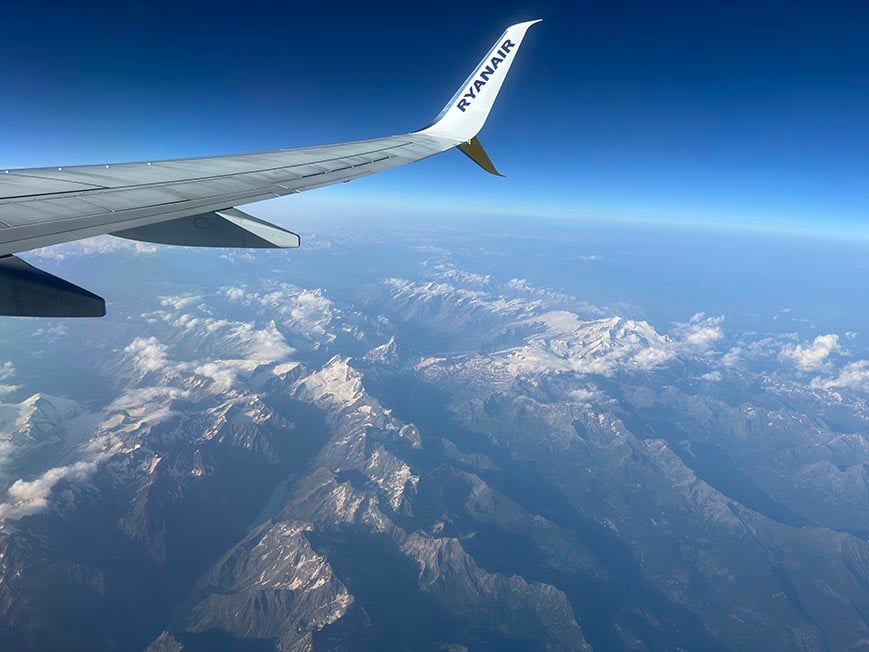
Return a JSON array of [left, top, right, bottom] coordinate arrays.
[[0, 20, 541, 316]]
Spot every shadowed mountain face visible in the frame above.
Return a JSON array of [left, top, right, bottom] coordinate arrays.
[[0, 219, 867, 651]]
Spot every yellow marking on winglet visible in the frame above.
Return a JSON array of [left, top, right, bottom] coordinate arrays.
[[457, 137, 504, 177]]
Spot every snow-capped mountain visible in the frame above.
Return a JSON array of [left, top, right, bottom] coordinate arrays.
[[0, 232, 867, 651]]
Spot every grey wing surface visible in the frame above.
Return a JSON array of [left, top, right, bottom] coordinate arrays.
[[0, 134, 450, 257], [0, 20, 540, 316]]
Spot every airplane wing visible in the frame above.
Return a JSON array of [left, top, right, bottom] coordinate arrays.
[[0, 20, 540, 317]]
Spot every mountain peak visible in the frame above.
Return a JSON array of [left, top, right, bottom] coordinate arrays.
[[293, 357, 364, 409]]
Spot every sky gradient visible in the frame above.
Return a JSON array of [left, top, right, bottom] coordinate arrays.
[[3, 0, 869, 238]]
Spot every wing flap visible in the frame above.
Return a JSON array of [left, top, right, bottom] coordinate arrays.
[[0, 256, 105, 317], [112, 207, 300, 248]]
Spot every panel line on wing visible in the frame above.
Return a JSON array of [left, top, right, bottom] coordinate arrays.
[[0, 143, 411, 207], [3, 172, 108, 190]]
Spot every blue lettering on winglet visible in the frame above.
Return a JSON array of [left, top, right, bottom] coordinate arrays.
[[455, 39, 516, 112]]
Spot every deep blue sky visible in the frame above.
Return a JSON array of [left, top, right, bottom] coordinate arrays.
[[3, 0, 869, 237]]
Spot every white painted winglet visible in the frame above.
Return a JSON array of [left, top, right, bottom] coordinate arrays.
[[420, 20, 541, 143]]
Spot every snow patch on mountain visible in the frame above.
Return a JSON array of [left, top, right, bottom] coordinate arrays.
[[506, 315, 676, 377], [179, 520, 353, 646], [293, 357, 363, 410], [0, 394, 90, 489], [402, 533, 592, 652]]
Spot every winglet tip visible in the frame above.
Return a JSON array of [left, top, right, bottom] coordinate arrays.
[[420, 18, 541, 143], [511, 19, 542, 31]]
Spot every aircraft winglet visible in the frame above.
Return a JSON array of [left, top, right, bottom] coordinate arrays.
[[420, 19, 541, 144]]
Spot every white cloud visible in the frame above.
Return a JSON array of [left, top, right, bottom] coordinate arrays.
[[223, 286, 247, 302], [0, 325, 264, 523], [780, 334, 841, 371], [0, 461, 97, 521], [0, 362, 15, 382], [159, 295, 202, 311], [191, 360, 256, 391], [124, 337, 170, 373], [631, 344, 676, 370], [108, 385, 190, 427], [285, 290, 336, 335], [4, 288, 295, 521], [30, 235, 157, 260], [568, 387, 614, 407], [721, 346, 742, 367], [218, 251, 256, 263], [0, 385, 20, 399], [717, 337, 785, 369], [141, 296, 298, 393], [110, 386, 188, 411], [160, 284, 348, 349], [811, 360, 869, 393], [230, 321, 294, 363], [31, 324, 68, 342], [672, 313, 725, 354], [0, 362, 21, 398]]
